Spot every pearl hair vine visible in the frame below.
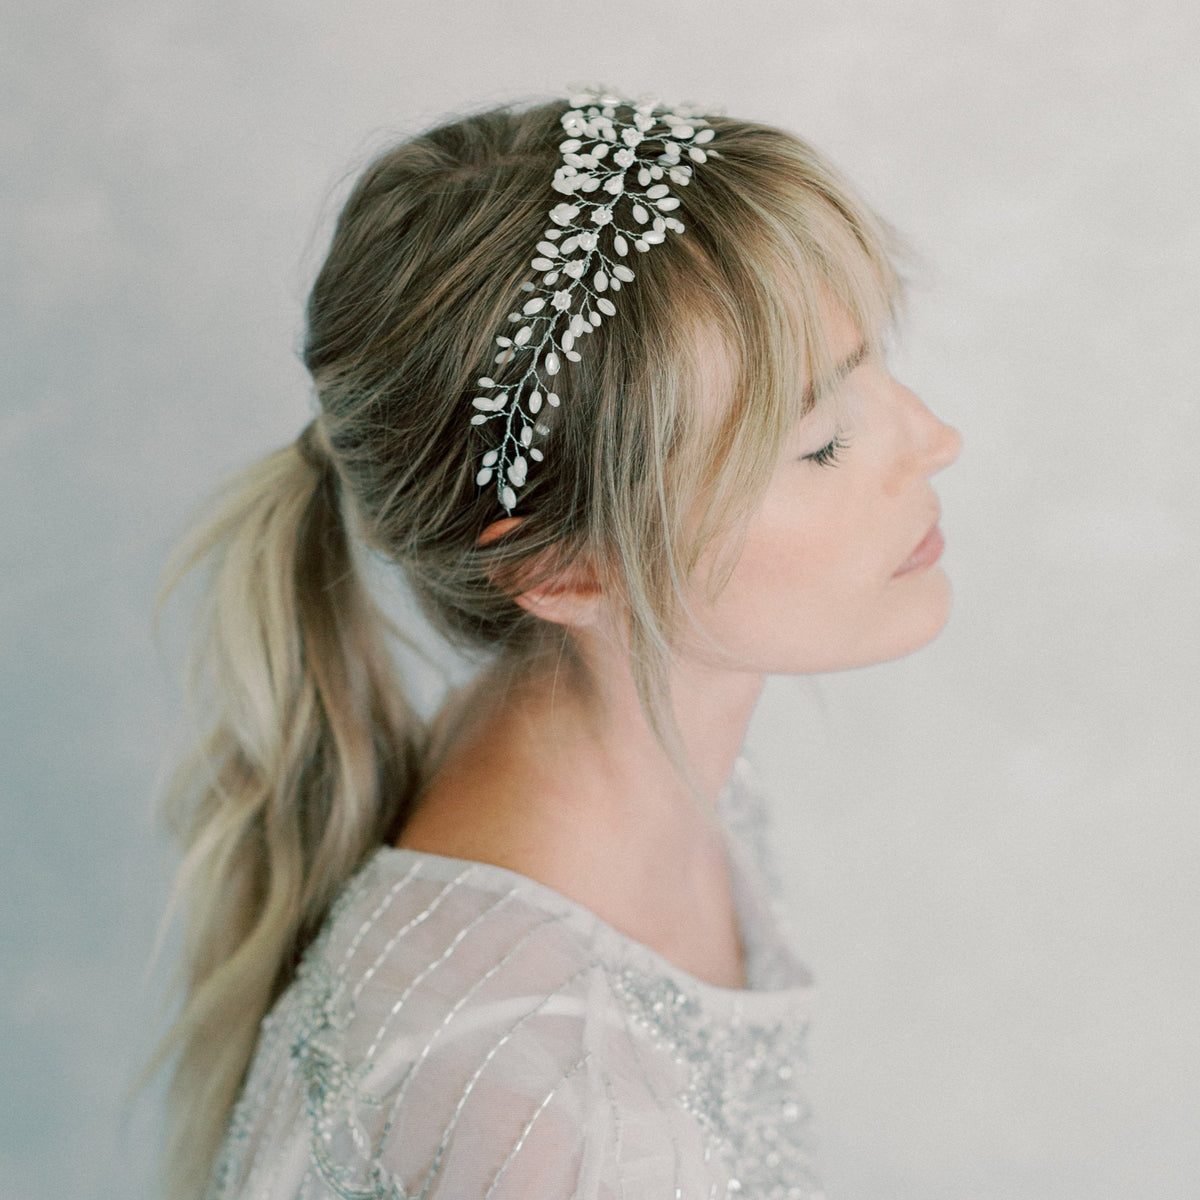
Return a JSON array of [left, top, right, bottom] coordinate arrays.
[[468, 86, 719, 514]]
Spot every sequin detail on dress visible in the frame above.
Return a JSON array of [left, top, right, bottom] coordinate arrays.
[[610, 967, 821, 1199]]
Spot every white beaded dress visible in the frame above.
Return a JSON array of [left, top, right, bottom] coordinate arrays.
[[205, 756, 823, 1200]]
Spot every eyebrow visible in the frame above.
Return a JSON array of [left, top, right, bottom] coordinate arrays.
[[802, 339, 869, 410]]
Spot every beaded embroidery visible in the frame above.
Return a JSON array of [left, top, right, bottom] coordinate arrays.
[[609, 967, 821, 1200]]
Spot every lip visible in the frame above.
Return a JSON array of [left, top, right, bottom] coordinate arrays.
[[893, 521, 944, 577]]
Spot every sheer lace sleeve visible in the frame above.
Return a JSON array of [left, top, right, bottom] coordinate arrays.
[[209, 861, 631, 1200]]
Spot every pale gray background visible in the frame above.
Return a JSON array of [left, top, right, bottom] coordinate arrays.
[[3, 2, 1198, 1198]]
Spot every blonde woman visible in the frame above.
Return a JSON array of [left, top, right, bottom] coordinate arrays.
[[151, 88, 961, 1199]]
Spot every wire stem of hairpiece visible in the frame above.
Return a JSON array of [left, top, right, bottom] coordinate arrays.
[[468, 88, 717, 514]]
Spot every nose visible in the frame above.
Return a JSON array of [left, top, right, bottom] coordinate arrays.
[[892, 381, 964, 489], [902, 384, 961, 477]]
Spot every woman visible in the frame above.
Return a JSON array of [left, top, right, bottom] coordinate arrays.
[[151, 88, 960, 1199]]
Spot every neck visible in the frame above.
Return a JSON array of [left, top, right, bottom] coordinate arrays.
[[402, 637, 764, 988], [416, 631, 765, 854]]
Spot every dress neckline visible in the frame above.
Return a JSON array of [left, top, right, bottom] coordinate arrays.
[[367, 790, 812, 1015]]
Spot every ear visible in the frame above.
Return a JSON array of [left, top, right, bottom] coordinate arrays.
[[512, 564, 603, 628], [477, 517, 603, 629]]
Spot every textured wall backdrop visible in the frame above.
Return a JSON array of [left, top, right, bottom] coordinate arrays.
[[3, 3, 1198, 1198]]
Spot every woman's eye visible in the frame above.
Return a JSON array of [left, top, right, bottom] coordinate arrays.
[[802, 434, 850, 467]]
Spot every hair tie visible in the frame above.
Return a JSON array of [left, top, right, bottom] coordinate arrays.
[[296, 418, 332, 471]]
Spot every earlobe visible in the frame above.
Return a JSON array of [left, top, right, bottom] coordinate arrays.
[[513, 572, 603, 628], [477, 516, 603, 628]]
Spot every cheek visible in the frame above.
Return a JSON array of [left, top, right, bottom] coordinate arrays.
[[746, 485, 866, 587], [715, 491, 867, 624]]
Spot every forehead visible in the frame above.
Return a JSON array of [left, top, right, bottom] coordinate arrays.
[[692, 285, 867, 427]]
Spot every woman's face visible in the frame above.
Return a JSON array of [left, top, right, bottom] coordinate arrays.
[[681, 300, 963, 676]]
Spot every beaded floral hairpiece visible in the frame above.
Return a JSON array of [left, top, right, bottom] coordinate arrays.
[[469, 87, 719, 514]]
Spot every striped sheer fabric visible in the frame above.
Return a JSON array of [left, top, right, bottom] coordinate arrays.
[[206, 757, 823, 1200]]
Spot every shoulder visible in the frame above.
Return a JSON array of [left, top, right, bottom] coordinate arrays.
[[214, 850, 707, 1199]]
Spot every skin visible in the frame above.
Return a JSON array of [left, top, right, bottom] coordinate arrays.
[[397, 299, 962, 988]]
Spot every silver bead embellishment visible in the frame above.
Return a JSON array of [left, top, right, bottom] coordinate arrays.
[[470, 87, 719, 513]]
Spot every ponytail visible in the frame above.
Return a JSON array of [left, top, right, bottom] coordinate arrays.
[[147, 423, 427, 1199]]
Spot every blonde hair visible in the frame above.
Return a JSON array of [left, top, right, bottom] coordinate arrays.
[[148, 95, 902, 1198]]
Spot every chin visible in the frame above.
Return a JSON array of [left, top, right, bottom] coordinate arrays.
[[885, 567, 954, 660], [828, 568, 955, 672]]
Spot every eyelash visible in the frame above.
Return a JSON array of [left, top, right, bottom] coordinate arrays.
[[803, 434, 850, 467]]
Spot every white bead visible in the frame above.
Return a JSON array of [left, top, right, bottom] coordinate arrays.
[[688, 147, 707, 163], [613, 234, 629, 255], [537, 241, 560, 257], [544, 352, 561, 374], [523, 297, 546, 314], [655, 196, 681, 210], [520, 426, 533, 446], [529, 392, 543, 413], [595, 271, 608, 291], [482, 449, 499, 466], [547, 392, 560, 406], [632, 204, 649, 224], [646, 184, 669, 199], [530, 448, 544, 461], [597, 298, 616, 316], [477, 377, 495, 387], [514, 326, 532, 345], [500, 485, 517, 510], [694, 127, 715, 143], [475, 467, 493, 485], [470, 414, 487, 424], [613, 265, 635, 282]]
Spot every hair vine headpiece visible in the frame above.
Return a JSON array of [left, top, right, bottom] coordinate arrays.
[[469, 86, 719, 514]]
